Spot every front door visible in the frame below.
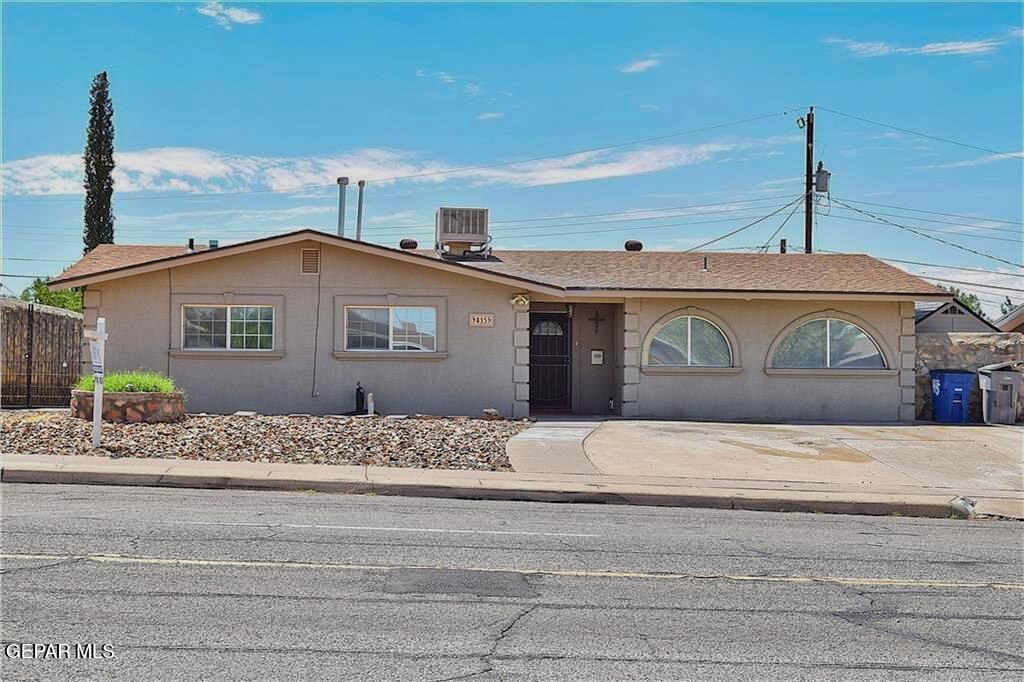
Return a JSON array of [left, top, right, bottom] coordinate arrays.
[[529, 312, 571, 410]]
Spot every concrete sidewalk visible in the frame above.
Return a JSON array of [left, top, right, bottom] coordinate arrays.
[[2, 451, 1021, 519]]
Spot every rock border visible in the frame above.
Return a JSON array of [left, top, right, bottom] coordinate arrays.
[[70, 390, 186, 424]]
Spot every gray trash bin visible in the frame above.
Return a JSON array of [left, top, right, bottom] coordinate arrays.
[[977, 361, 1023, 425]]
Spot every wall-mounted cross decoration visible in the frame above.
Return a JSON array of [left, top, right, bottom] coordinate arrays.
[[587, 309, 607, 333]]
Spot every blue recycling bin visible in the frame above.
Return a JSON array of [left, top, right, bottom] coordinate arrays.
[[930, 370, 975, 423]]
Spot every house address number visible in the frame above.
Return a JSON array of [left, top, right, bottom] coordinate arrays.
[[469, 313, 495, 327]]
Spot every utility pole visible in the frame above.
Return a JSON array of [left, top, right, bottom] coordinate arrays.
[[803, 106, 814, 253]]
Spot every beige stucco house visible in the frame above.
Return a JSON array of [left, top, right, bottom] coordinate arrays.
[[49, 226, 948, 422]]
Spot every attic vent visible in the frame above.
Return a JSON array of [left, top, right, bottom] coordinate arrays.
[[301, 248, 320, 275]]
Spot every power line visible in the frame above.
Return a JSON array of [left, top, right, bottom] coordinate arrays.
[[871, 256, 1024, 279], [473, 211, 794, 241], [758, 202, 801, 252], [828, 207, 1022, 235], [835, 197, 1022, 227], [0, 273, 43, 279], [919, 276, 1023, 294], [3, 110, 798, 203], [0, 197, 798, 238], [817, 106, 1017, 156], [830, 198, 1023, 269], [683, 194, 808, 252], [824, 214, 1022, 243]]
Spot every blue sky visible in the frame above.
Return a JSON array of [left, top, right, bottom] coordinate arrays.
[[2, 2, 1022, 315]]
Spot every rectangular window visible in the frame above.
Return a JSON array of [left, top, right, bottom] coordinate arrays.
[[346, 306, 436, 351], [183, 305, 274, 350]]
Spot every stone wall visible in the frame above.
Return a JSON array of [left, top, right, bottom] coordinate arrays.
[[71, 390, 186, 423], [916, 332, 1024, 422]]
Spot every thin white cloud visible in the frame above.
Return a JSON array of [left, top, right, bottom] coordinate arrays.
[[824, 36, 1003, 57], [367, 210, 421, 226], [120, 205, 334, 226], [869, 132, 904, 140], [197, 2, 262, 30], [620, 58, 660, 74], [758, 177, 803, 188], [930, 151, 1024, 168], [1, 147, 451, 196], [460, 135, 800, 187], [476, 112, 505, 121], [1, 136, 800, 195], [417, 69, 458, 85], [639, 104, 660, 112]]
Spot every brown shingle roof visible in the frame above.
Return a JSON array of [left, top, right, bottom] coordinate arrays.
[[48, 230, 946, 297], [429, 250, 945, 296], [53, 244, 189, 283]]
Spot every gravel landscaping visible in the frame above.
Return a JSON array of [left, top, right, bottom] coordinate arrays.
[[0, 412, 531, 471]]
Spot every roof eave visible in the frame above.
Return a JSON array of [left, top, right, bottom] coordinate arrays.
[[560, 287, 952, 301], [47, 229, 566, 297]]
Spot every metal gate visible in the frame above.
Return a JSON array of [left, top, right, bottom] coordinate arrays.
[[529, 312, 571, 410], [1, 299, 83, 407]]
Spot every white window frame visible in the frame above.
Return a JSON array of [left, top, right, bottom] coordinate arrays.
[[776, 317, 886, 369], [650, 315, 733, 367], [343, 305, 437, 352], [181, 304, 276, 352]]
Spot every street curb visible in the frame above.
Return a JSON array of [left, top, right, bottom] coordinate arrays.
[[0, 461, 973, 519]]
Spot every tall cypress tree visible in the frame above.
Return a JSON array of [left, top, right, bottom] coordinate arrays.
[[83, 71, 115, 253]]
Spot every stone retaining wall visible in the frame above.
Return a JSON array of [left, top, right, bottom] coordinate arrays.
[[71, 390, 186, 423], [916, 332, 1023, 422]]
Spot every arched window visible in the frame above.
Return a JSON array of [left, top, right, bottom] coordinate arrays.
[[648, 316, 732, 367], [772, 318, 886, 369], [532, 320, 564, 336]]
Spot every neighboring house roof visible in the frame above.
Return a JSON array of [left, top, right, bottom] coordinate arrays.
[[914, 300, 1001, 332], [996, 305, 1024, 332], [49, 228, 949, 300], [914, 301, 944, 323]]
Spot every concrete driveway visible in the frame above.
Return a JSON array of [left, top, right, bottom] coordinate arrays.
[[584, 421, 1023, 495]]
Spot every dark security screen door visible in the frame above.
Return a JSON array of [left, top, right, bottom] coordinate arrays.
[[529, 313, 571, 410]]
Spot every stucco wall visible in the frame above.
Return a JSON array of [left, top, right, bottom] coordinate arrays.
[[85, 240, 522, 416], [630, 298, 910, 422]]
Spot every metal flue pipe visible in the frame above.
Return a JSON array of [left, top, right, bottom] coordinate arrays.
[[336, 177, 349, 237], [356, 180, 366, 241]]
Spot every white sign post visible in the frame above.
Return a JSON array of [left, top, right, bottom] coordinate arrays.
[[83, 317, 107, 449]]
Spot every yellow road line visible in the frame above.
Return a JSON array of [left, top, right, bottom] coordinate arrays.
[[3, 552, 1021, 591]]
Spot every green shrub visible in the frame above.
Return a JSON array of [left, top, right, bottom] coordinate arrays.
[[76, 370, 177, 393]]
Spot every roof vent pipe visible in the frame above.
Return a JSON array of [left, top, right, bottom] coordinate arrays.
[[399, 239, 418, 250], [780, 238, 787, 254], [209, 239, 219, 249], [187, 238, 195, 251], [336, 177, 349, 237], [624, 240, 643, 252], [356, 180, 366, 241], [702, 256, 709, 272]]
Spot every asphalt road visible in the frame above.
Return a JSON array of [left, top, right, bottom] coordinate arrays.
[[1, 483, 1022, 680]]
